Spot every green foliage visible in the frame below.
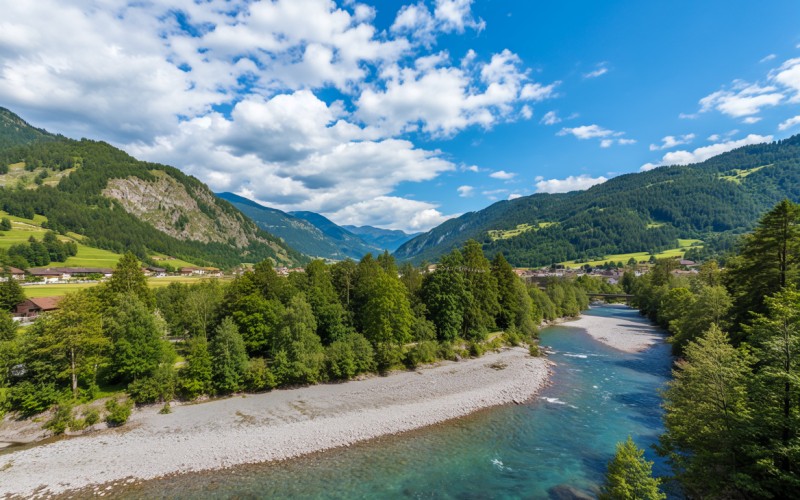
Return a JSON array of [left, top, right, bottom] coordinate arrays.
[[106, 293, 171, 384], [105, 253, 154, 307], [8, 381, 60, 416], [358, 268, 413, 353], [22, 292, 107, 398], [659, 325, 753, 497], [600, 436, 665, 500], [242, 357, 276, 392], [744, 289, 800, 494], [105, 397, 133, 427], [404, 340, 439, 369], [668, 284, 732, 354], [0, 277, 25, 312], [421, 250, 468, 342], [725, 199, 800, 333], [325, 333, 376, 380], [179, 336, 213, 399], [127, 363, 176, 404], [83, 407, 100, 426], [0, 126, 303, 268], [460, 240, 499, 341], [44, 401, 74, 435], [272, 295, 325, 385], [209, 317, 249, 394]]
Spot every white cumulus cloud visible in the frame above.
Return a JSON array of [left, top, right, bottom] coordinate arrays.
[[490, 170, 516, 180], [649, 134, 696, 151], [779, 115, 800, 131], [640, 134, 773, 171], [457, 185, 475, 197], [535, 175, 608, 194], [540, 111, 561, 125]]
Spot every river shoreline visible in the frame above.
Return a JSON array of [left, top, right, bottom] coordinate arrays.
[[565, 304, 665, 353], [0, 346, 549, 498]]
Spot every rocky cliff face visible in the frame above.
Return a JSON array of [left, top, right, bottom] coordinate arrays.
[[103, 171, 297, 264]]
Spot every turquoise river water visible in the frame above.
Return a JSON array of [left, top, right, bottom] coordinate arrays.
[[114, 305, 674, 499]]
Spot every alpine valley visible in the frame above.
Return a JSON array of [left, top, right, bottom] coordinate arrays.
[[395, 136, 800, 267]]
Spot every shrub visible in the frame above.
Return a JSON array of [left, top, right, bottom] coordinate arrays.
[[9, 381, 60, 417], [83, 407, 100, 426], [127, 365, 176, 404], [374, 342, 403, 372], [437, 342, 458, 361], [326, 333, 376, 380], [468, 341, 485, 357], [105, 398, 133, 427], [243, 358, 276, 392], [405, 340, 439, 368], [503, 325, 524, 346], [528, 343, 542, 357], [44, 402, 74, 435]]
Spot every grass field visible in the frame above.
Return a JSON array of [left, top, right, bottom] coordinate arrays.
[[559, 240, 704, 269], [488, 222, 556, 241], [0, 212, 206, 270], [21, 275, 233, 298]]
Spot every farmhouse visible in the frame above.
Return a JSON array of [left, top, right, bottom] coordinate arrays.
[[15, 296, 63, 319]]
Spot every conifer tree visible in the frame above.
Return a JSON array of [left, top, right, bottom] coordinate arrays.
[[601, 436, 665, 500]]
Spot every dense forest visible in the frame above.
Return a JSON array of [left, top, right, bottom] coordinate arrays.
[[0, 241, 608, 427], [396, 135, 800, 266], [626, 199, 800, 498], [0, 108, 301, 268]]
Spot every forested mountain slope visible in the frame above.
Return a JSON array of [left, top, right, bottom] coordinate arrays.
[[0, 108, 301, 268], [289, 211, 382, 258], [395, 136, 800, 266], [218, 192, 379, 260], [342, 225, 420, 252]]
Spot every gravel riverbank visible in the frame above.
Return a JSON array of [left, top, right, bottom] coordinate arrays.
[[0, 347, 549, 498], [566, 306, 665, 353]]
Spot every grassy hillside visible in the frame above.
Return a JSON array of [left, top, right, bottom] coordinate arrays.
[[0, 107, 303, 268], [395, 136, 800, 266]]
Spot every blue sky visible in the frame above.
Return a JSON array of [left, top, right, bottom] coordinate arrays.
[[1, 1, 799, 232]]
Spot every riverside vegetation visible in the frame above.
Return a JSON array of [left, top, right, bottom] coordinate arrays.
[[625, 199, 800, 497], [0, 239, 607, 431]]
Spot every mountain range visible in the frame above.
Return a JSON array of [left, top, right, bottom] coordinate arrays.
[[0, 107, 301, 268], [218, 192, 418, 260], [396, 136, 800, 266], [4, 105, 800, 270]]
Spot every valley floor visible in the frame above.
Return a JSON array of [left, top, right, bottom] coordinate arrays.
[[0, 346, 550, 497]]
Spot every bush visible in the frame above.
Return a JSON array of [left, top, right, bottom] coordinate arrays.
[[374, 342, 404, 372], [243, 358, 276, 392], [528, 342, 542, 357], [8, 381, 60, 417], [127, 366, 176, 404], [503, 325, 524, 346], [83, 407, 100, 426], [44, 402, 74, 435], [105, 398, 133, 427], [326, 333, 376, 380], [468, 341, 485, 357], [437, 342, 458, 361], [404, 340, 439, 369]]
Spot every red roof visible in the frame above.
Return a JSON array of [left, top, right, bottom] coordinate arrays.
[[25, 296, 63, 311]]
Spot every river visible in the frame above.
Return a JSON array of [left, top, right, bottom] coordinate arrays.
[[112, 305, 673, 499]]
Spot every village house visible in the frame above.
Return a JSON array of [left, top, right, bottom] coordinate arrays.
[[143, 266, 167, 277], [0, 267, 26, 281], [26, 268, 65, 283], [14, 296, 63, 319], [26, 267, 114, 283]]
